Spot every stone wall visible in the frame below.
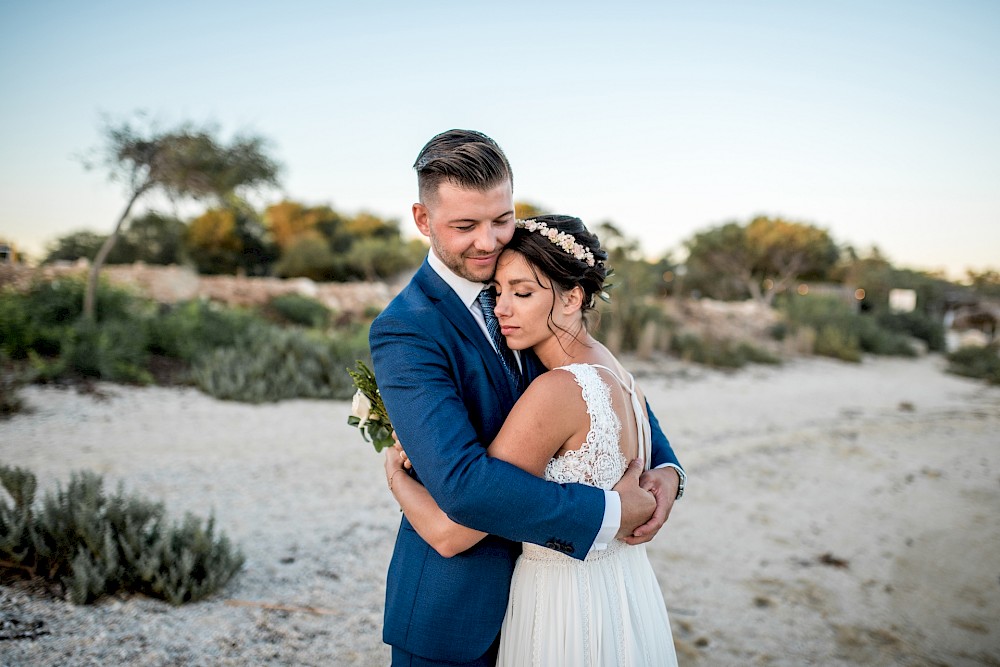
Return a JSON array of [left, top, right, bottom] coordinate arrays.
[[0, 261, 403, 315]]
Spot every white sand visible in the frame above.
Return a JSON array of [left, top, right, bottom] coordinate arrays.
[[1, 354, 998, 666]]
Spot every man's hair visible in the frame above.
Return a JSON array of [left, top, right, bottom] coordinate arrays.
[[413, 129, 513, 204]]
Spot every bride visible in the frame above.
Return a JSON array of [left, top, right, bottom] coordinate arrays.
[[384, 214, 678, 665]]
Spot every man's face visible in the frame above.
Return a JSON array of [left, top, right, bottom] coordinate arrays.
[[413, 180, 515, 283]]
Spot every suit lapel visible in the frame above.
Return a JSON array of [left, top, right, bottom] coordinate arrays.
[[413, 262, 518, 407]]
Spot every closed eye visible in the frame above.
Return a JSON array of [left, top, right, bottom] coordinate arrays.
[[494, 289, 531, 299]]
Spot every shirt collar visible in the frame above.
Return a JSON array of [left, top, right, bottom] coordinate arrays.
[[427, 248, 490, 309]]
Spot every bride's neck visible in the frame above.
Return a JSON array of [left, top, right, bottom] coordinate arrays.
[[533, 324, 598, 370]]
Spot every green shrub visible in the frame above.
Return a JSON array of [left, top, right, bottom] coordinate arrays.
[[0, 353, 35, 419], [876, 311, 946, 352], [670, 334, 780, 368], [0, 465, 244, 605], [147, 300, 263, 363], [947, 344, 1000, 384], [58, 320, 153, 383], [267, 293, 330, 328], [0, 278, 146, 363], [768, 321, 789, 342], [192, 322, 370, 402], [24, 276, 137, 326], [0, 292, 35, 359], [779, 294, 915, 360], [813, 325, 861, 362]]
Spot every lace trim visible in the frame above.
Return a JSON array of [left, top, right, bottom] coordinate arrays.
[[532, 565, 543, 667], [521, 539, 629, 563], [609, 557, 626, 665], [543, 364, 627, 490]]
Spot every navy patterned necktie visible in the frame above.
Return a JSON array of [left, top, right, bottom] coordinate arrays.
[[477, 287, 524, 391]]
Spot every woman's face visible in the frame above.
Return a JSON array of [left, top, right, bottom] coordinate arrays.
[[491, 250, 559, 351]]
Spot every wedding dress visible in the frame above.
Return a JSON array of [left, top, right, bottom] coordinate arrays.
[[496, 363, 678, 666]]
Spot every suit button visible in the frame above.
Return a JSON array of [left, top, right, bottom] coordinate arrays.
[[563, 544, 574, 555], [545, 541, 557, 550]]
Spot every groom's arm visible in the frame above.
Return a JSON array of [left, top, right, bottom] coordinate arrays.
[[371, 311, 604, 561]]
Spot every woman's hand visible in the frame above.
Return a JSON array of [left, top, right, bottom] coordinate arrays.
[[384, 444, 405, 482], [392, 431, 412, 470]]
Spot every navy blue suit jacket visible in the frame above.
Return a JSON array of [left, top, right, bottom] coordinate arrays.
[[371, 259, 681, 662]]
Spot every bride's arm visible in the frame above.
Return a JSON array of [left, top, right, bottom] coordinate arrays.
[[385, 447, 487, 558], [387, 371, 582, 558]]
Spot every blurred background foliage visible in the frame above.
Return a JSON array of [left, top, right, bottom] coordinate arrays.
[[2, 119, 998, 411]]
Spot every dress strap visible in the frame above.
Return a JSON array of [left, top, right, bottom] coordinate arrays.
[[577, 363, 650, 470]]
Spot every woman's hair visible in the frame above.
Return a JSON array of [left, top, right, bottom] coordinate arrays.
[[503, 214, 610, 328]]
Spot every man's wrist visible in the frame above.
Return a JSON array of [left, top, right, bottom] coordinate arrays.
[[660, 464, 686, 499]]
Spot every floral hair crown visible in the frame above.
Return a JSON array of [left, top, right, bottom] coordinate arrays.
[[516, 219, 596, 267]]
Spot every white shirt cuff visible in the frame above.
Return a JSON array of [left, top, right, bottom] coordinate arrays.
[[591, 489, 621, 552]]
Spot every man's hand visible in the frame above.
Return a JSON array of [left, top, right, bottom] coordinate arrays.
[[613, 459, 656, 540], [622, 466, 680, 545]]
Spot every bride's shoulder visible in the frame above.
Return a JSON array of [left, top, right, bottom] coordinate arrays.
[[521, 367, 587, 402]]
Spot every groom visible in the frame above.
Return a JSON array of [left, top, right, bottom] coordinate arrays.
[[370, 129, 685, 666]]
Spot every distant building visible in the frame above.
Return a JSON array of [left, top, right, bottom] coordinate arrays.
[[0, 241, 14, 264], [889, 288, 917, 313]]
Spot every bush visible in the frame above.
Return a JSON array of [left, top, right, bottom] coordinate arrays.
[[0, 465, 244, 605], [146, 299, 264, 363], [813, 325, 861, 362], [947, 344, 1000, 384], [3, 278, 375, 402], [267, 293, 330, 328], [57, 320, 152, 384], [0, 278, 146, 363], [0, 353, 34, 419], [192, 322, 370, 402], [779, 294, 915, 361], [0, 292, 36, 359], [876, 311, 946, 352], [670, 334, 780, 368]]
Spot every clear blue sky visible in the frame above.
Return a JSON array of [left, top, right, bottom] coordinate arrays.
[[2, 0, 998, 278]]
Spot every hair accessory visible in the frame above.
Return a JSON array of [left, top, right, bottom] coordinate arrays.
[[516, 219, 596, 267]]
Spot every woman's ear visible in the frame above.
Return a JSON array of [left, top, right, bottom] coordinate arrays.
[[561, 285, 585, 314]]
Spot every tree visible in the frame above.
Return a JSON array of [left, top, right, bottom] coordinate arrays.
[[44, 214, 185, 266], [515, 201, 548, 219], [81, 115, 280, 319], [119, 212, 186, 265], [185, 208, 244, 275], [273, 233, 339, 280], [44, 231, 109, 264], [593, 221, 677, 352], [267, 204, 423, 281], [966, 269, 1000, 298], [684, 216, 839, 303], [265, 201, 345, 251]]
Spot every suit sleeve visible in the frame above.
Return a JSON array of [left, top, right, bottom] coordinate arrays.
[[646, 400, 682, 470], [370, 311, 604, 561]]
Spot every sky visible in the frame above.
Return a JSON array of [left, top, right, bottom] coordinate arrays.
[[1, 0, 998, 278]]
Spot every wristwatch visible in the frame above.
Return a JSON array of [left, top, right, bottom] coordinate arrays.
[[662, 464, 686, 499]]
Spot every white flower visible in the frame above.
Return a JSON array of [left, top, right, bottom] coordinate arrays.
[[515, 218, 597, 267], [351, 389, 372, 425]]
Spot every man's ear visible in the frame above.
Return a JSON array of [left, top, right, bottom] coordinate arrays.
[[413, 203, 431, 238], [561, 285, 585, 314]]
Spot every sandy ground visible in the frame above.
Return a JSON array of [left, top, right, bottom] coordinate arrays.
[[1, 354, 998, 666]]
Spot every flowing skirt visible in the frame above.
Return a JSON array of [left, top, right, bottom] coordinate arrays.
[[497, 540, 677, 666]]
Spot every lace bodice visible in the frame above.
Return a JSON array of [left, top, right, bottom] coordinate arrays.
[[543, 364, 647, 490]]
